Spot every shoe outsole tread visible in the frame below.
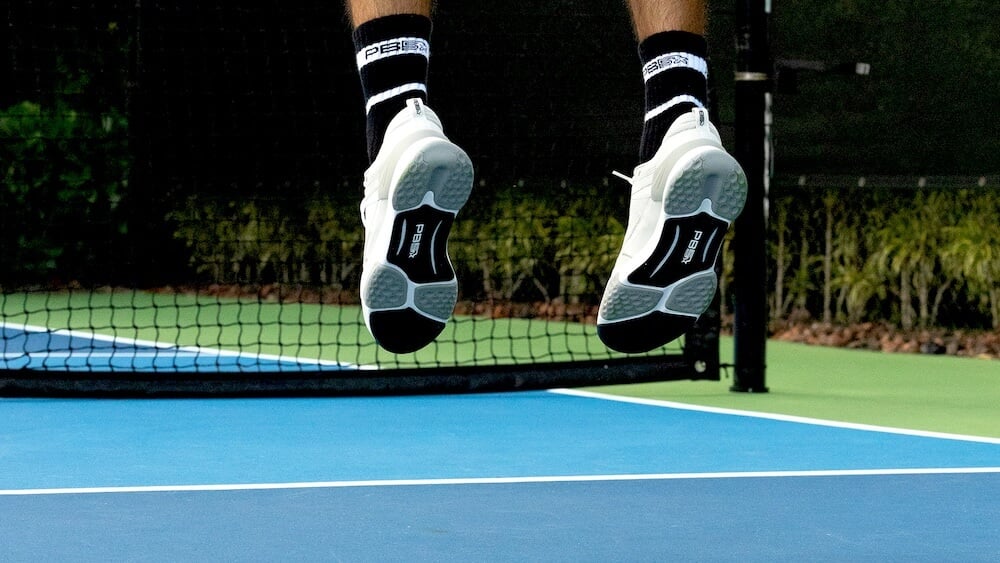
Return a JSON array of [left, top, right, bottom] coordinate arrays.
[[598, 147, 747, 354], [364, 140, 473, 354]]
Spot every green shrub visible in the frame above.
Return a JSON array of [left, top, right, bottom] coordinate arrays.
[[0, 100, 129, 284], [167, 180, 999, 331], [169, 183, 627, 306], [770, 184, 1000, 330]]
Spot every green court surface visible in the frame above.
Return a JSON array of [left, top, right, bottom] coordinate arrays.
[[5, 291, 996, 438], [596, 338, 1000, 439], [1, 290, 669, 368]]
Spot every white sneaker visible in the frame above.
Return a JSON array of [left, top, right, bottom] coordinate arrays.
[[359, 98, 473, 353], [597, 108, 747, 353]]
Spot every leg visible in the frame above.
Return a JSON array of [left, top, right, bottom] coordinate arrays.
[[626, 0, 706, 40], [597, 0, 747, 353], [347, 0, 474, 354], [347, 0, 431, 27]]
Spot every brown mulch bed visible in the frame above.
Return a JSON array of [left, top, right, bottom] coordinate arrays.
[[768, 319, 999, 360]]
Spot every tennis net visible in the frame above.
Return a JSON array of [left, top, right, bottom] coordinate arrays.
[[0, 1, 726, 395]]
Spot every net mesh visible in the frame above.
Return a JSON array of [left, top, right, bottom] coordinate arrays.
[[0, 1, 721, 390]]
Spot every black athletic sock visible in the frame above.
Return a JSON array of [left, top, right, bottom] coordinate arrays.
[[352, 14, 432, 162], [638, 31, 709, 162]]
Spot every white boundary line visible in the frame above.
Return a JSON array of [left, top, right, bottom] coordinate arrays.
[[2, 386, 998, 497], [1, 321, 366, 370], [549, 388, 1000, 445], [2, 467, 999, 496]]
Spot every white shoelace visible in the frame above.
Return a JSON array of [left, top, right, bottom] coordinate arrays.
[[611, 170, 633, 184]]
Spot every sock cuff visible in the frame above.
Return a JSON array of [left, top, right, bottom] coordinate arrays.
[[642, 51, 708, 83], [638, 30, 708, 63], [353, 15, 432, 72], [356, 37, 429, 71]]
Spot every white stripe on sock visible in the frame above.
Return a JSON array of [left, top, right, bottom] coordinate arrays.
[[644, 95, 705, 122], [356, 37, 430, 70], [642, 52, 708, 82], [365, 83, 427, 114]]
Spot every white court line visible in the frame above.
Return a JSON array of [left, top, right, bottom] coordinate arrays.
[[2, 467, 999, 496], [549, 388, 1000, 445], [1, 321, 366, 370]]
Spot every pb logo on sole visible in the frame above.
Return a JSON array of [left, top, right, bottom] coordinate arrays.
[[408, 224, 425, 259], [681, 230, 704, 265]]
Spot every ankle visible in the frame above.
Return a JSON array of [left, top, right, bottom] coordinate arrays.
[[637, 30, 709, 162], [352, 14, 432, 162]]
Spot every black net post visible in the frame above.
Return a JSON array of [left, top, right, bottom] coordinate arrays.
[[731, 0, 770, 392]]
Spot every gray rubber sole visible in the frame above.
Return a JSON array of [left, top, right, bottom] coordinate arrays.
[[362, 140, 473, 353], [598, 148, 747, 353]]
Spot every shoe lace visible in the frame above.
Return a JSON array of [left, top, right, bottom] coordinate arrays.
[[611, 170, 633, 184]]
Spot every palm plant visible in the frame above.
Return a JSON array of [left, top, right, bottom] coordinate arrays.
[[942, 194, 1000, 329], [870, 191, 961, 329]]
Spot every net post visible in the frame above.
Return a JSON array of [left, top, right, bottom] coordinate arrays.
[[731, 0, 770, 393]]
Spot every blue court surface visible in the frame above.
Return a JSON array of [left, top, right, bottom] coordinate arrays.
[[2, 389, 999, 561], [1, 323, 354, 372]]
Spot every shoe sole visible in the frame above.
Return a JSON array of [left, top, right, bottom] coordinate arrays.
[[598, 148, 747, 353], [363, 139, 474, 354]]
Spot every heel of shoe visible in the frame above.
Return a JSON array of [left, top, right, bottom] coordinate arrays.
[[665, 148, 747, 221], [392, 139, 473, 214]]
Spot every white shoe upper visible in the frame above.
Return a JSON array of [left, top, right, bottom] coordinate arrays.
[[360, 99, 449, 269], [614, 108, 726, 276]]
